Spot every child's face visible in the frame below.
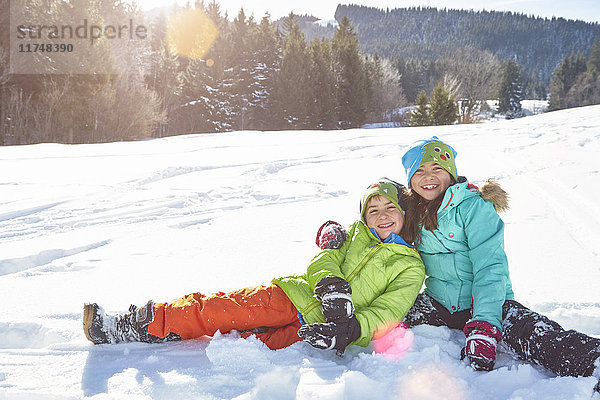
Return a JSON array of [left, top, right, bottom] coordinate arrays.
[[410, 162, 453, 201], [364, 195, 404, 240]]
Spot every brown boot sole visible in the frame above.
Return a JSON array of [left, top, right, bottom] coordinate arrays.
[[82, 303, 97, 344]]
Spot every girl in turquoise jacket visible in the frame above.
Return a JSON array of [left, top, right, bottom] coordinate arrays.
[[320, 137, 600, 389], [400, 137, 600, 388]]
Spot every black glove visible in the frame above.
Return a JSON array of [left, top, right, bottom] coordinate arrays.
[[314, 276, 354, 323], [315, 221, 347, 250], [298, 316, 361, 355]]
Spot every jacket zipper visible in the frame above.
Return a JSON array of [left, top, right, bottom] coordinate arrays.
[[441, 192, 454, 210], [303, 244, 382, 316], [346, 244, 382, 282]]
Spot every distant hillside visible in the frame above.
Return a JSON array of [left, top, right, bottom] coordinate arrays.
[[326, 4, 600, 84], [274, 14, 336, 41]]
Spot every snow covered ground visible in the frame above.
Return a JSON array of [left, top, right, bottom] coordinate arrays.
[[1, 104, 600, 399], [520, 100, 549, 116]]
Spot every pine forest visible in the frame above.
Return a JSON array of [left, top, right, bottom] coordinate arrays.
[[1, 0, 599, 145]]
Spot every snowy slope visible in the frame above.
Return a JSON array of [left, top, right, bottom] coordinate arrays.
[[1, 105, 600, 399]]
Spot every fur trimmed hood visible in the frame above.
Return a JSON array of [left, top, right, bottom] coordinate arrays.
[[479, 179, 509, 213]]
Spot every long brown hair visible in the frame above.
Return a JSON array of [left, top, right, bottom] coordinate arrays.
[[401, 178, 456, 245]]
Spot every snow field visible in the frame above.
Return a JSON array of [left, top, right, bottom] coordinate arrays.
[[1, 105, 600, 399]]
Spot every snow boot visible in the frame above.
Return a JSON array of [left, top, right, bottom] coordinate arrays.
[[83, 300, 181, 344], [593, 359, 600, 394]]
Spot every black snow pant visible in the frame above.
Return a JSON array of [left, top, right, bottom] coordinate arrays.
[[404, 293, 600, 377]]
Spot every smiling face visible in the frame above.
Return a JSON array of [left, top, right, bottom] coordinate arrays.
[[364, 195, 404, 240], [410, 162, 454, 201]]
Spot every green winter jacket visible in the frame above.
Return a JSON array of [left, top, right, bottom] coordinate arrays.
[[417, 179, 515, 329], [273, 221, 425, 347]]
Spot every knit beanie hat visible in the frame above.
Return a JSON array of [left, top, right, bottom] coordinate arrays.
[[401, 136, 458, 186], [360, 178, 406, 223]]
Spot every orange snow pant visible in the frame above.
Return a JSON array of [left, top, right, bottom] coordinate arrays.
[[147, 284, 303, 350]]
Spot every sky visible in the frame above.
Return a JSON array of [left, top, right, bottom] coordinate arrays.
[[138, 0, 600, 23]]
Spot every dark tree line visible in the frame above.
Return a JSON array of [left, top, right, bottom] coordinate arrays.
[[333, 4, 600, 89], [2, 0, 599, 145], [0, 0, 405, 145], [549, 38, 600, 110], [1, 0, 165, 144], [164, 9, 405, 134]]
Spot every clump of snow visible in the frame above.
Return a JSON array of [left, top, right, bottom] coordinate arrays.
[[1, 105, 600, 398]]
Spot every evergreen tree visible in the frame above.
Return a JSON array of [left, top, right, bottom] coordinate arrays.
[[173, 1, 235, 133], [571, 54, 589, 83], [308, 38, 337, 129], [204, 2, 236, 131], [429, 83, 458, 125], [176, 58, 215, 133], [549, 56, 571, 111], [147, 10, 180, 137], [274, 21, 312, 128], [364, 54, 384, 122], [150, 10, 168, 52], [561, 72, 600, 109], [410, 90, 431, 126], [247, 14, 281, 130], [280, 12, 298, 38], [230, 9, 254, 130], [556, 42, 600, 109], [588, 37, 600, 76], [497, 60, 524, 118], [524, 70, 548, 100], [151, 46, 180, 137], [549, 54, 587, 110], [214, 65, 237, 131], [205, 0, 225, 28], [332, 16, 368, 128]]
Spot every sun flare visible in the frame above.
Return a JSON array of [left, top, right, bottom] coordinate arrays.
[[166, 8, 219, 60]]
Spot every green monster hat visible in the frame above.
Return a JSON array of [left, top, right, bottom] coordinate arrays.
[[359, 178, 406, 223], [401, 136, 458, 185]]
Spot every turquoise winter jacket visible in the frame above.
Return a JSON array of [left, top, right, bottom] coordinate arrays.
[[417, 179, 514, 329]]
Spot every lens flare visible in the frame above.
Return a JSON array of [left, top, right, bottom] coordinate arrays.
[[372, 322, 414, 360], [397, 365, 467, 400], [167, 9, 219, 60]]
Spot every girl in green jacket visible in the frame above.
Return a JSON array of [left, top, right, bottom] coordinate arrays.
[[400, 137, 600, 385], [82, 179, 425, 356]]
